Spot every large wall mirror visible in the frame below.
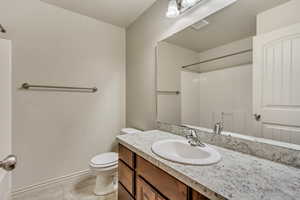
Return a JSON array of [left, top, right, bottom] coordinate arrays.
[[156, 0, 300, 145]]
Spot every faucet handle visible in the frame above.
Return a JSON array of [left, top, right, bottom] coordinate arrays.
[[214, 121, 223, 135], [180, 125, 192, 135], [185, 129, 194, 139]]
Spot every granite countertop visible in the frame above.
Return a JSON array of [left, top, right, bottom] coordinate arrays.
[[117, 130, 300, 200]]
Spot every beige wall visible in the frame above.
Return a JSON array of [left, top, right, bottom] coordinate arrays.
[[157, 42, 198, 124], [0, 38, 12, 199], [126, 0, 177, 130], [0, 0, 125, 190], [157, 42, 198, 91], [257, 0, 300, 34], [198, 37, 252, 60], [126, 0, 236, 130], [181, 71, 201, 126], [0, 38, 11, 166]]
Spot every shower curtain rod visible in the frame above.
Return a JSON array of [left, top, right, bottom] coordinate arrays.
[[182, 49, 252, 69]]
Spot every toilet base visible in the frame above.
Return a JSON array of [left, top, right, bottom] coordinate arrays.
[[94, 174, 118, 196]]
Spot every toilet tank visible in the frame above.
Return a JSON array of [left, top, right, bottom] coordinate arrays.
[[120, 128, 143, 135]]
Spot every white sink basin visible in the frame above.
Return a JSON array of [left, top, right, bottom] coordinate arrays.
[[151, 139, 221, 166]]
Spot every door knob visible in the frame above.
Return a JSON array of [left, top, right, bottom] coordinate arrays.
[[254, 114, 261, 121], [0, 155, 17, 171]]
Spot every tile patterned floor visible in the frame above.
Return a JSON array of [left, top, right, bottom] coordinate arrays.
[[12, 176, 117, 200]]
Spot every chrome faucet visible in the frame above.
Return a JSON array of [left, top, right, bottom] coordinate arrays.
[[181, 126, 205, 147], [213, 121, 224, 135]]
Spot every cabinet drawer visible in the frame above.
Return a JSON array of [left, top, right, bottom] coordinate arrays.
[[119, 144, 135, 168], [119, 183, 134, 200], [136, 177, 167, 200], [119, 160, 135, 195], [136, 177, 156, 200], [136, 156, 188, 200]]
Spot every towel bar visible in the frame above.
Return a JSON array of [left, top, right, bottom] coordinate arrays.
[[21, 83, 98, 93]]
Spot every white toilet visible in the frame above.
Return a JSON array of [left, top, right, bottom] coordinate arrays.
[[89, 128, 142, 196]]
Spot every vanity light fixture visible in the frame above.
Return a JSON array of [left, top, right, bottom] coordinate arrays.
[[166, 0, 206, 18], [166, 0, 180, 18], [182, 0, 198, 7]]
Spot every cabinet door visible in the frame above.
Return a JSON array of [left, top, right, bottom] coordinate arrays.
[[253, 22, 300, 144], [136, 177, 156, 200], [119, 160, 135, 195]]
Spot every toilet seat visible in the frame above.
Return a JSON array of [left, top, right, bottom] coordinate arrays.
[[90, 152, 118, 168]]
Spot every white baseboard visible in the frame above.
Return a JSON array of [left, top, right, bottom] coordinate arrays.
[[12, 169, 91, 197]]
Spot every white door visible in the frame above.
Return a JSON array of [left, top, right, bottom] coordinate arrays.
[[253, 23, 300, 145], [0, 38, 15, 200]]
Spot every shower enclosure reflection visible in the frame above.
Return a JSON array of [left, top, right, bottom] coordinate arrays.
[[157, 38, 258, 138], [156, 0, 300, 146]]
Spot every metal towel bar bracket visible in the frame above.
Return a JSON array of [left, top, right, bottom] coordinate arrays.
[[21, 83, 98, 93], [0, 24, 6, 33]]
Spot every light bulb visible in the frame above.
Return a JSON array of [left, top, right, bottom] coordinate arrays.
[[181, 0, 198, 8], [166, 0, 180, 18]]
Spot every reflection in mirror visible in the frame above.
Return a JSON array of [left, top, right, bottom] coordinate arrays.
[[156, 0, 300, 145]]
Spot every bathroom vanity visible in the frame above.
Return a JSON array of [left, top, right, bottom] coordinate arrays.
[[118, 142, 209, 200], [117, 130, 300, 200]]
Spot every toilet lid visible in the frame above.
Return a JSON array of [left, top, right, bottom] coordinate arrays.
[[90, 152, 118, 167]]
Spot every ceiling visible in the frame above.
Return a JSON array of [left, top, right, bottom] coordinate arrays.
[[165, 0, 290, 52], [41, 0, 157, 27]]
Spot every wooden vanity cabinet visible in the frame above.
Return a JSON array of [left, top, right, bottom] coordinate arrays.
[[118, 160, 135, 195], [118, 144, 210, 200], [136, 156, 188, 200], [136, 176, 167, 200], [118, 144, 136, 200]]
